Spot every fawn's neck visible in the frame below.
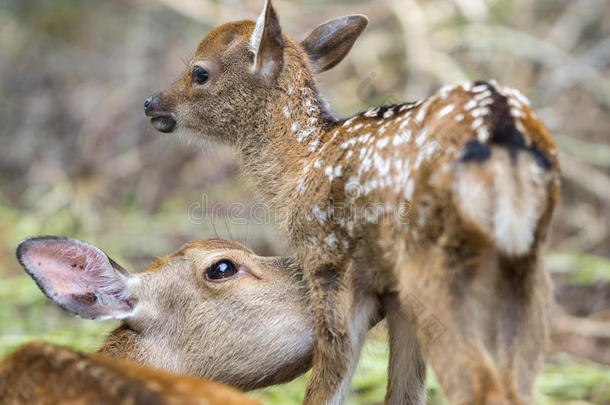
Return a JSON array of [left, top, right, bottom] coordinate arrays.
[[238, 68, 339, 214]]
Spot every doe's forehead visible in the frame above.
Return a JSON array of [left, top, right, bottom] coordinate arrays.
[[142, 238, 256, 274]]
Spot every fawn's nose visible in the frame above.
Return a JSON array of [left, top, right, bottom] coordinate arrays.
[[145, 93, 176, 133], [144, 94, 159, 114]]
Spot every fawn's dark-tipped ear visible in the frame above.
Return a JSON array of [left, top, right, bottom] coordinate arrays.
[[16, 236, 135, 320], [301, 15, 368, 73], [250, 0, 284, 83]]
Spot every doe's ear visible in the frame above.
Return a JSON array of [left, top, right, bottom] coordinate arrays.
[[301, 15, 368, 73], [16, 236, 135, 320], [250, 0, 284, 83]]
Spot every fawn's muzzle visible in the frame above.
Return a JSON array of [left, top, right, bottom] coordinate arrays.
[[144, 94, 176, 133]]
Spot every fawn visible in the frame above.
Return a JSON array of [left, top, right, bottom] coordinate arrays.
[[6, 236, 313, 391], [145, 1, 561, 403], [0, 342, 261, 405]]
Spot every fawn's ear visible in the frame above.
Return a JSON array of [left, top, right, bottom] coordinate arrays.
[[301, 15, 368, 73], [16, 236, 136, 320], [250, 0, 284, 83]]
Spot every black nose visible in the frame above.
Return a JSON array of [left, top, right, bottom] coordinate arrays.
[[144, 96, 153, 109], [144, 94, 162, 115]]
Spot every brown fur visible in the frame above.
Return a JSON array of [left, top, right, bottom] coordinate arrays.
[[0, 342, 260, 405], [146, 2, 560, 403]]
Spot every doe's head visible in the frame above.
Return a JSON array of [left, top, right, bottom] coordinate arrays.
[[16, 236, 313, 391], [144, 0, 367, 143]]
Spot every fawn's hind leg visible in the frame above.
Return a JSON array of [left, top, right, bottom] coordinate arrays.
[[493, 254, 551, 404], [303, 262, 379, 405], [383, 294, 427, 405], [393, 245, 511, 405]]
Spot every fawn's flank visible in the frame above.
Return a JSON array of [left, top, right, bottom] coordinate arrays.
[[5, 236, 313, 391], [0, 342, 261, 405], [145, 1, 561, 403]]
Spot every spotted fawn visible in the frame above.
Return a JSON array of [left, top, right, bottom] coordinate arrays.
[[145, 1, 560, 403]]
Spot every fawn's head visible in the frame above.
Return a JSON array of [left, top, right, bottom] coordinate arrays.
[[16, 236, 313, 390], [144, 0, 367, 144]]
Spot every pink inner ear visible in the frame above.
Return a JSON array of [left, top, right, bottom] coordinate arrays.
[[19, 238, 132, 319], [24, 242, 106, 298]]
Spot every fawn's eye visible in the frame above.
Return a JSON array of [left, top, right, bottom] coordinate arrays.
[[192, 65, 209, 85], [206, 260, 238, 281]]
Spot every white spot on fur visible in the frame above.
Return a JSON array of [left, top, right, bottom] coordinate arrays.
[[324, 233, 338, 249], [455, 114, 464, 122], [479, 98, 494, 107], [507, 98, 522, 109], [415, 127, 428, 147], [297, 128, 315, 143], [346, 221, 354, 237], [461, 82, 473, 92], [471, 117, 484, 129], [309, 138, 320, 152], [511, 88, 530, 106], [415, 101, 430, 123], [377, 138, 389, 149], [341, 138, 357, 150], [437, 104, 454, 118], [296, 179, 306, 194], [313, 204, 327, 224], [464, 99, 477, 110], [474, 90, 492, 101], [383, 109, 394, 118], [510, 108, 524, 118], [334, 165, 343, 178], [404, 178, 414, 200], [364, 107, 380, 117], [283, 105, 290, 118], [399, 117, 411, 129], [471, 107, 489, 118], [291, 121, 299, 133], [343, 117, 356, 127], [477, 126, 490, 143], [358, 133, 371, 143], [423, 140, 438, 157], [314, 159, 322, 169], [325, 165, 342, 181], [439, 84, 454, 99]]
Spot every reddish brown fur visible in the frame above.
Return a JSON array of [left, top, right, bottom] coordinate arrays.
[[0, 342, 260, 405], [146, 2, 560, 404]]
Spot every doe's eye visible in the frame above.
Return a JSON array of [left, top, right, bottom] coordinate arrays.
[[206, 260, 238, 281], [192, 65, 209, 84]]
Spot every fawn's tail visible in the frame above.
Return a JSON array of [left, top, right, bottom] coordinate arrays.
[[452, 84, 560, 257]]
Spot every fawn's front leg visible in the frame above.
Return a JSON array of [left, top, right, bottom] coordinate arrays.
[[303, 262, 377, 405]]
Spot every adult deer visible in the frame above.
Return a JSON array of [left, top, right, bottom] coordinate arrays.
[[145, 1, 560, 403], [1, 236, 314, 403]]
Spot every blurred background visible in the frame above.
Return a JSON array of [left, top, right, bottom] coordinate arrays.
[[0, 0, 609, 403]]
